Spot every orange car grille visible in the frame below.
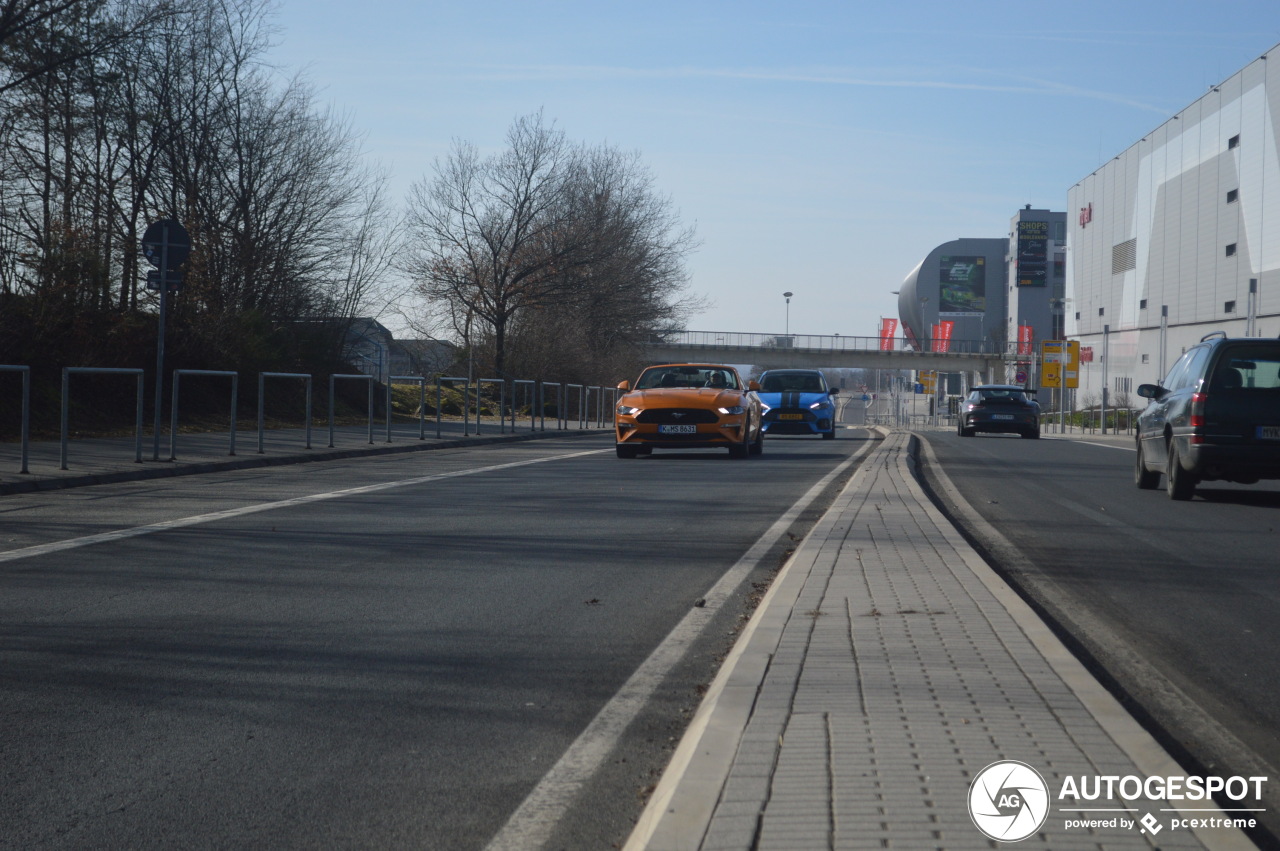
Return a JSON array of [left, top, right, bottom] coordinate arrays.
[[635, 408, 719, 424]]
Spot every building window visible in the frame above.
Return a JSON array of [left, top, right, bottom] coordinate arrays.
[[1228, 188, 1239, 203], [1098, 307, 1105, 316], [1142, 354, 1150, 364], [1225, 300, 1237, 313], [1229, 134, 1241, 149], [1075, 312, 1081, 321], [1140, 299, 1148, 309], [1226, 243, 1237, 257]]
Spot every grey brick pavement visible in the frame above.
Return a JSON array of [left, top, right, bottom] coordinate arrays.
[[631, 431, 1255, 851]]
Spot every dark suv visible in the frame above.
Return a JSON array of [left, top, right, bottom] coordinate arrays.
[[956, 385, 1040, 439], [1136, 332, 1280, 499]]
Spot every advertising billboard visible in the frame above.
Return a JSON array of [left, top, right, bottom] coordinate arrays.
[[939, 256, 986, 315], [1016, 221, 1048, 287]]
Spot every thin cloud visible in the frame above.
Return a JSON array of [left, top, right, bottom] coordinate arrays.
[[441, 62, 1170, 113]]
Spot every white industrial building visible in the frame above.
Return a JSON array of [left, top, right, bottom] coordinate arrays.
[[1068, 42, 1280, 408]]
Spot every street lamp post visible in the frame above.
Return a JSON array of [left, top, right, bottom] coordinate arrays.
[[783, 291, 793, 336]]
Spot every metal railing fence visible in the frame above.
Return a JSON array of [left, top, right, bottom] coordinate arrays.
[[259, 372, 313, 453], [3, 368, 615, 473], [653, 330, 1022, 356], [1, 365, 30, 474], [170, 370, 238, 460], [329, 374, 375, 447], [61, 368, 145, 470], [386, 376, 428, 443]]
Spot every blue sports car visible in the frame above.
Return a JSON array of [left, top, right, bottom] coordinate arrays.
[[757, 369, 838, 439]]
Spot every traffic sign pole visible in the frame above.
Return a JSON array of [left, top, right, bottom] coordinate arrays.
[[153, 227, 168, 461], [141, 218, 190, 462]]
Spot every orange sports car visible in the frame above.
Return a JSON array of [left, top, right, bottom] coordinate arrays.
[[614, 363, 764, 458]]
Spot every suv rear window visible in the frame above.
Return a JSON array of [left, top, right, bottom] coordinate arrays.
[[1213, 345, 1280, 390]]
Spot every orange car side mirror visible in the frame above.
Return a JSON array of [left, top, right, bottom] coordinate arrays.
[[617, 380, 631, 391], [748, 380, 761, 391]]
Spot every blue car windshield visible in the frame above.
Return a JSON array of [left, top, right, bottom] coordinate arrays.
[[761, 374, 825, 393]]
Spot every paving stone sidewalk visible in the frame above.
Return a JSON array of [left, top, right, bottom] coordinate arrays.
[[629, 431, 1256, 851]]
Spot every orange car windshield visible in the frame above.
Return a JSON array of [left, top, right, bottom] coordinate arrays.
[[636, 368, 739, 390]]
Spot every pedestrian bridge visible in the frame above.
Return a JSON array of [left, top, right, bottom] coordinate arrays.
[[644, 331, 1019, 375]]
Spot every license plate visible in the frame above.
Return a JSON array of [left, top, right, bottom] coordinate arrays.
[[659, 424, 697, 434], [779, 413, 804, 420], [993, 414, 1014, 420], [1258, 426, 1280, 440]]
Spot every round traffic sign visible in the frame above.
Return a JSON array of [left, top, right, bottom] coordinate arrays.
[[141, 219, 191, 269]]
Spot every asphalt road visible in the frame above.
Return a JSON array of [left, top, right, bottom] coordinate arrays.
[[0, 429, 870, 850], [915, 429, 1280, 840]]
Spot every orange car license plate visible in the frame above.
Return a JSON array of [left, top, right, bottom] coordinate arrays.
[[779, 413, 804, 420], [659, 424, 697, 434]]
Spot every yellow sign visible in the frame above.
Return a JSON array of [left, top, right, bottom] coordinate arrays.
[[917, 370, 937, 394], [1040, 341, 1080, 389]]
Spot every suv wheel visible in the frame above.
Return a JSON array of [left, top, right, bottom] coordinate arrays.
[[1165, 440, 1197, 500], [1134, 438, 1160, 489]]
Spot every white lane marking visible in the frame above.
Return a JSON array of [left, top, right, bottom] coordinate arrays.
[[1045, 436, 1133, 451], [0, 449, 607, 565], [484, 438, 877, 851]]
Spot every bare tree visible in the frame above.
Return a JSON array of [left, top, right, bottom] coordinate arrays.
[[1, 0, 396, 368], [402, 111, 701, 379], [0, 0, 174, 94], [401, 111, 590, 376]]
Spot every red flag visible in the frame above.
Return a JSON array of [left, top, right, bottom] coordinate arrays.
[[878, 317, 898, 351], [936, 320, 954, 353], [1018, 324, 1034, 356]]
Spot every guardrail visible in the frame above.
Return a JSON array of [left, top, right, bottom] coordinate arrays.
[[2, 367, 616, 474]]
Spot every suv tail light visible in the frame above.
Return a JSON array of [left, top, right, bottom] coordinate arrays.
[[1190, 392, 1207, 444]]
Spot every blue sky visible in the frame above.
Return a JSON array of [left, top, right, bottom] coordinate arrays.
[[267, 0, 1280, 339]]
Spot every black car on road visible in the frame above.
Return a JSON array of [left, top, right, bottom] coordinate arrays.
[[1136, 332, 1280, 499], [957, 384, 1041, 439]]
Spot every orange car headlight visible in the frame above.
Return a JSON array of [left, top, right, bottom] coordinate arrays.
[[717, 405, 745, 415], [617, 405, 641, 416]]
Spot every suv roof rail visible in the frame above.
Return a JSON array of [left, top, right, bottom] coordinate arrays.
[[1200, 331, 1227, 342]]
